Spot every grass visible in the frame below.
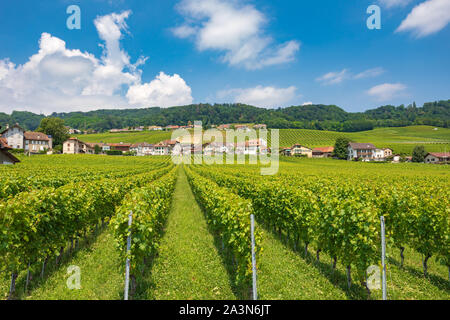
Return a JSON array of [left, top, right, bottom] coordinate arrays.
[[140, 167, 236, 300], [76, 131, 173, 144], [77, 125, 450, 155], [0, 226, 124, 300], [257, 223, 348, 300], [24, 228, 125, 300], [265, 227, 450, 300]]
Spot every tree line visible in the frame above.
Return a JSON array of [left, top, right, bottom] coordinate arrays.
[[1, 100, 448, 133]]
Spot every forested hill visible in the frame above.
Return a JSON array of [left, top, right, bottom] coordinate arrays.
[[1, 100, 449, 133]]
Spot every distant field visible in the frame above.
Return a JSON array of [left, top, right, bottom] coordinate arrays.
[[76, 125, 450, 155]]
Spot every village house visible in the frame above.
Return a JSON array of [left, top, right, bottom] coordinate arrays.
[[217, 124, 231, 131], [24, 132, 52, 153], [66, 127, 82, 135], [234, 139, 267, 155], [312, 146, 334, 158], [85, 143, 108, 153], [347, 143, 376, 161], [203, 142, 235, 155], [148, 126, 163, 131], [280, 148, 292, 156], [383, 148, 393, 158], [165, 125, 180, 131], [374, 148, 385, 161], [235, 125, 250, 132], [253, 124, 267, 130], [425, 152, 450, 164], [290, 144, 313, 158], [109, 143, 131, 153], [63, 137, 94, 154], [130, 143, 154, 156], [1, 123, 53, 153], [154, 140, 178, 155], [0, 137, 20, 165], [1, 123, 25, 149]]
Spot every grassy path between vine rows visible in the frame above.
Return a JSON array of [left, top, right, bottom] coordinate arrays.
[[256, 224, 348, 300], [141, 167, 236, 300]]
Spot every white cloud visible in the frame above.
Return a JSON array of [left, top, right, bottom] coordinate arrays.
[[378, 0, 412, 8], [0, 11, 193, 114], [172, 0, 300, 70], [367, 83, 407, 101], [317, 67, 385, 84], [127, 72, 193, 107], [302, 102, 313, 106], [353, 67, 386, 79], [218, 85, 298, 108], [316, 69, 348, 85], [396, 0, 450, 37]]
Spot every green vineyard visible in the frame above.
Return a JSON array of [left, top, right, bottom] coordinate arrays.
[[79, 125, 450, 155], [0, 155, 449, 300]]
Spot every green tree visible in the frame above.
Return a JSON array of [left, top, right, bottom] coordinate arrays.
[[412, 145, 426, 163], [333, 137, 352, 160], [94, 144, 102, 154], [36, 117, 70, 148]]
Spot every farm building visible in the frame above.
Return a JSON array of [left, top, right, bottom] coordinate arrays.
[[312, 146, 334, 158], [24, 132, 52, 153], [347, 143, 376, 161], [63, 137, 95, 154], [291, 144, 312, 158], [425, 152, 450, 164], [108, 143, 131, 153], [130, 143, 154, 156], [0, 137, 20, 165], [1, 123, 53, 153], [1, 123, 25, 149]]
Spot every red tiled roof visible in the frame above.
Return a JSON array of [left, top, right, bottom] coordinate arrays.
[[313, 146, 334, 153], [131, 143, 153, 148], [427, 152, 450, 158], [24, 132, 50, 141], [348, 142, 376, 150], [0, 138, 11, 149], [108, 143, 131, 147], [85, 142, 106, 148]]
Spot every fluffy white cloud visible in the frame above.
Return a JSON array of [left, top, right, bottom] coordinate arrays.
[[353, 67, 386, 79], [396, 0, 450, 37], [316, 69, 348, 85], [172, 0, 300, 70], [218, 85, 298, 108], [378, 0, 412, 8], [302, 102, 313, 106], [0, 11, 192, 114], [367, 83, 407, 101], [127, 72, 193, 107]]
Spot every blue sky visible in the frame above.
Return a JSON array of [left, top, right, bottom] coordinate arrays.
[[0, 0, 449, 114]]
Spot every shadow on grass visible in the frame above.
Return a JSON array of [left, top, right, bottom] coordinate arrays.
[[387, 256, 450, 293], [4, 224, 107, 300], [130, 225, 168, 300], [259, 221, 369, 300]]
